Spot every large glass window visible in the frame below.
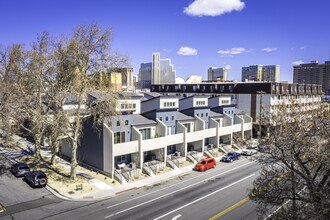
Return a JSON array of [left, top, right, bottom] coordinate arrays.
[[114, 131, 125, 144], [140, 128, 151, 140], [184, 123, 191, 132]]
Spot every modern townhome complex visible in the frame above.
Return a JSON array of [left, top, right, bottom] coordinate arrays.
[[60, 91, 252, 183]]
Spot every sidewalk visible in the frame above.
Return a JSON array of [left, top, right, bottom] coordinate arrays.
[[2, 135, 224, 202], [52, 163, 197, 202]]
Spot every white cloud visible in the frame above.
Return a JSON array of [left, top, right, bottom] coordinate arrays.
[[262, 47, 277, 52], [299, 46, 306, 50], [217, 47, 246, 56], [224, 65, 232, 70], [177, 46, 198, 56], [183, 0, 245, 17], [292, 60, 304, 66]]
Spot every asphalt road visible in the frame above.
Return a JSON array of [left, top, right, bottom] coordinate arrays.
[[44, 158, 260, 220], [0, 150, 261, 220]]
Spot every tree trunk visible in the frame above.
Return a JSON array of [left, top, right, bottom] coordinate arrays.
[[34, 135, 41, 159], [70, 139, 78, 180]]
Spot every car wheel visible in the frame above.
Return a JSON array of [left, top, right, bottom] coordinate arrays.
[[40, 178, 47, 187]]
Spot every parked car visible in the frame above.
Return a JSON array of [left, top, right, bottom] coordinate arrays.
[[24, 170, 48, 188], [10, 162, 30, 177], [194, 157, 216, 172], [247, 143, 258, 150], [241, 149, 258, 156], [221, 152, 241, 162]]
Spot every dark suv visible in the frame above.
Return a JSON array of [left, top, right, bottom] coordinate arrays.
[[10, 162, 30, 177], [221, 152, 241, 162], [24, 171, 48, 188]]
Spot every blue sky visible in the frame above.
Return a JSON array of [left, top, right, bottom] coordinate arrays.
[[0, 0, 329, 82]]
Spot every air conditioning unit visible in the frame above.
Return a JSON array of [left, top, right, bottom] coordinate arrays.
[[130, 162, 136, 169], [175, 151, 180, 157]]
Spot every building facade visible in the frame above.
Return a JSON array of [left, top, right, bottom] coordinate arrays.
[[242, 65, 280, 82], [60, 91, 253, 183], [151, 82, 323, 125], [138, 62, 152, 89], [293, 60, 330, 95], [208, 67, 228, 81], [151, 52, 176, 85]]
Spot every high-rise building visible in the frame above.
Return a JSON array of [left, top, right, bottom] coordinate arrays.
[[242, 65, 280, 82], [138, 63, 152, 89], [152, 52, 160, 84], [159, 59, 176, 84], [152, 52, 176, 84], [293, 60, 330, 94], [208, 67, 228, 81]]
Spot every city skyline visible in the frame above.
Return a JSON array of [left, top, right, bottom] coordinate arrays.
[[1, 0, 329, 82]]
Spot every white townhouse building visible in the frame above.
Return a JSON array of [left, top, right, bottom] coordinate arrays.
[[60, 92, 252, 183]]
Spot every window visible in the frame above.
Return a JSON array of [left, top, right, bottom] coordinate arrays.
[[184, 123, 191, 132], [166, 116, 168, 121], [221, 100, 229, 105], [160, 117, 162, 121], [172, 116, 174, 120], [114, 131, 125, 144], [164, 101, 176, 108], [125, 120, 129, 125], [140, 128, 151, 140], [116, 121, 120, 126], [206, 113, 208, 117], [201, 113, 204, 117], [196, 101, 206, 106]]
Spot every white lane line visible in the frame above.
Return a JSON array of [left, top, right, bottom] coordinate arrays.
[[153, 174, 256, 220], [107, 161, 254, 209], [172, 214, 182, 220]]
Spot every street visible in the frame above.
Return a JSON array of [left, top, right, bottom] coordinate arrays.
[[0, 153, 261, 220]]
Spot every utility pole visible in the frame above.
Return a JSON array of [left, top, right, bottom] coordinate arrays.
[[257, 90, 265, 141]]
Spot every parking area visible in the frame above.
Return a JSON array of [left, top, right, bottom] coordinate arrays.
[[0, 152, 53, 212]]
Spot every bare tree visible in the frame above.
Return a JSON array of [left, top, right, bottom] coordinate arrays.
[[53, 23, 127, 180], [0, 44, 25, 140], [15, 32, 55, 159], [250, 104, 330, 219]]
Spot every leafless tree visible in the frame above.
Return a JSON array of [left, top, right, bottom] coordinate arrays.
[[250, 104, 330, 219], [15, 32, 55, 159], [0, 23, 128, 180], [0, 44, 25, 140], [53, 23, 127, 180]]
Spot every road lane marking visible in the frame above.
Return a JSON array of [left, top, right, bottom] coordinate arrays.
[[209, 196, 251, 220], [172, 214, 182, 220], [153, 174, 255, 220], [107, 161, 255, 209]]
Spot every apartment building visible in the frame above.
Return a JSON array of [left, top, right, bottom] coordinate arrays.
[[60, 91, 252, 183], [150, 82, 323, 125], [293, 60, 330, 95], [242, 65, 280, 82]]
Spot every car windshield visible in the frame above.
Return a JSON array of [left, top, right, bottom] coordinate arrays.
[[227, 153, 234, 156], [19, 166, 29, 170], [198, 161, 206, 164]]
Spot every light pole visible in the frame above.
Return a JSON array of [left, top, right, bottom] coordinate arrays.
[[257, 90, 265, 141]]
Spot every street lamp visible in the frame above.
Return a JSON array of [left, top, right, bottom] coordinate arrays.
[[257, 90, 266, 141]]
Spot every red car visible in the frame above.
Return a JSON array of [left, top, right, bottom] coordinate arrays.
[[194, 157, 216, 172]]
